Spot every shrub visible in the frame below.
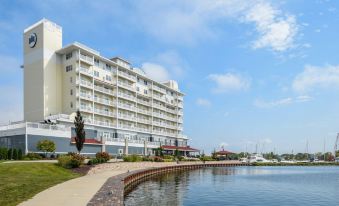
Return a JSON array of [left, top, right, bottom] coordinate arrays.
[[123, 154, 142, 162], [164, 158, 173, 162], [87, 157, 108, 165], [142, 156, 153, 161], [7, 148, 13, 160], [96, 152, 110, 162], [0, 148, 8, 160], [163, 155, 174, 160], [154, 156, 164, 162], [24, 153, 42, 160], [12, 149, 18, 160], [36, 139, 56, 157], [17, 149, 23, 160], [57, 153, 85, 168], [200, 156, 215, 161]]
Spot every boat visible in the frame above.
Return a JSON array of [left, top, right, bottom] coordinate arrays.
[[248, 154, 270, 163]]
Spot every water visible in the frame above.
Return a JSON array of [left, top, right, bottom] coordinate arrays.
[[124, 166, 339, 206]]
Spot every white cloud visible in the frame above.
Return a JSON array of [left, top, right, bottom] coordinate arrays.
[[129, 0, 299, 51], [196, 98, 211, 107], [254, 97, 293, 108], [254, 95, 312, 108], [292, 65, 339, 93], [244, 2, 298, 51], [208, 73, 250, 93], [141, 62, 170, 82], [220, 142, 229, 148], [295, 95, 312, 102]]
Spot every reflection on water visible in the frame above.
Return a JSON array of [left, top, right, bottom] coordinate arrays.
[[124, 166, 339, 206]]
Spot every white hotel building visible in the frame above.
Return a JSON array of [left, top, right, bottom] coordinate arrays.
[[0, 19, 198, 156]]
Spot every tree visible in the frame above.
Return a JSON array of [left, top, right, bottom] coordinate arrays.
[[37, 139, 56, 157], [74, 110, 86, 154]]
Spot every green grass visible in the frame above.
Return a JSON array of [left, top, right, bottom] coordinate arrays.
[[0, 163, 81, 206]]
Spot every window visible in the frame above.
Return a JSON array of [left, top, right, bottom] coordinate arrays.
[[94, 71, 99, 77], [66, 52, 72, 60], [106, 64, 111, 71], [94, 59, 100, 66], [66, 65, 72, 72], [144, 90, 148, 94], [144, 80, 148, 85], [70, 89, 73, 96], [136, 86, 140, 92], [106, 75, 112, 81], [70, 102, 73, 108], [70, 77, 73, 83]]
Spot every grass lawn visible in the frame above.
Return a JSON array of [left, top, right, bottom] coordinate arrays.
[[0, 163, 81, 206]]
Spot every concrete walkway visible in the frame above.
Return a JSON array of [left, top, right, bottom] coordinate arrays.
[[18, 161, 239, 206]]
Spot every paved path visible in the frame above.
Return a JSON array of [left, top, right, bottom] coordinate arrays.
[[19, 161, 240, 206]]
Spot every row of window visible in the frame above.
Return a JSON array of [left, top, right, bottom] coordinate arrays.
[[66, 65, 72, 72]]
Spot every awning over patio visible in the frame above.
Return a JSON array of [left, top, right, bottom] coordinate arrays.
[[70, 137, 103, 145], [161, 145, 200, 152]]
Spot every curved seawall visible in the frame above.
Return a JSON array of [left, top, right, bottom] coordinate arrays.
[[88, 162, 249, 206]]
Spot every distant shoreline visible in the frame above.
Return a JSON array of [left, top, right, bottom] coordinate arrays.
[[252, 162, 339, 166]]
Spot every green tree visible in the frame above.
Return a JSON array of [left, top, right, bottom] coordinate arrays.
[[74, 110, 86, 154], [12, 148, 18, 160], [37, 139, 56, 157]]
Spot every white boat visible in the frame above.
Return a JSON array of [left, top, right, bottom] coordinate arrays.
[[248, 154, 270, 163]]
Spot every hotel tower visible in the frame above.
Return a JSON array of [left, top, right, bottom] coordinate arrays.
[[0, 19, 198, 156]]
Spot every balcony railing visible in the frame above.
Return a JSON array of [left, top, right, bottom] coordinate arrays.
[[137, 99, 151, 106], [77, 67, 93, 76], [79, 92, 92, 100], [79, 54, 94, 64], [118, 92, 136, 101], [94, 96, 114, 106], [94, 108, 115, 117], [137, 108, 152, 115], [93, 120, 114, 127], [118, 114, 136, 121], [117, 81, 135, 91], [117, 102, 136, 111], [118, 71, 136, 81], [80, 105, 93, 112], [137, 118, 151, 124], [94, 85, 114, 95]]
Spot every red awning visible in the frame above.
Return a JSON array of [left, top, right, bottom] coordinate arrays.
[[215, 150, 234, 155], [70, 137, 102, 145], [161, 145, 200, 152]]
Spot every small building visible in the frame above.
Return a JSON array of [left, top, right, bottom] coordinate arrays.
[[214, 149, 235, 160], [161, 145, 200, 157]]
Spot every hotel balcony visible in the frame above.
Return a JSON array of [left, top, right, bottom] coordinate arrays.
[[137, 108, 152, 116], [177, 96, 184, 101], [80, 105, 93, 113], [137, 98, 151, 106], [94, 96, 115, 106], [118, 113, 136, 121], [118, 71, 136, 82], [177, 102, 184, 108], [94, 108, 115, 117], [76, 67, 93, 77], [92, 119, 114, 127], [153, 94, 166, 103], [153, 103, 167, 111], [152, 85, 166, 94], [137, 118, 151, 125], [117, 102, 136, 112], [178, 110, 183, 116], [166, 108, 177, 114], [78, 92, 93, 101], [117, 92, 136, 101], [136, 127, 152, 133], [77, 79, 93, 89], [178, 118, 183, 123], [79, 53, 94, 65], [117, 81, 135, 92], [94, 85, 114, 96], [118, 124, 135, 130]]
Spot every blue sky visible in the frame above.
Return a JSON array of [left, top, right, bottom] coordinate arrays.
[[1, 0, 339, 154]]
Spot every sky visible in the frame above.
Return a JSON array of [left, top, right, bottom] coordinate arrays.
[[1, 0, 339, 154]]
